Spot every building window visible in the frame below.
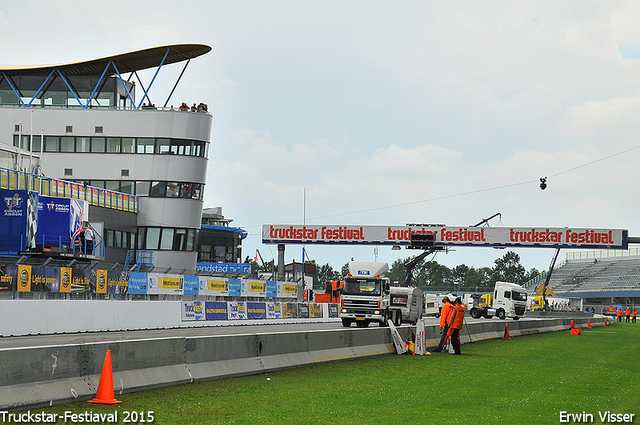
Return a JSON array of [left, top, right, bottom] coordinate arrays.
[[91, 137, 106, 153], [60, 136, 75, 152], [95, 126, 103, 134], [76, 137, 91, 152], [121, 169, 129, 177], [107, 137, 121, 153], [44, 136, 59, 152], [137, 227, 196, 251], [137, 138, 155, 154], [65, 126, 73, 133], [64, 168, 73, 176]]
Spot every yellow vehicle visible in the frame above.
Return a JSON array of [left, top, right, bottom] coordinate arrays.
[[480, 293, 493, 308], [530, 296, 544, 311]]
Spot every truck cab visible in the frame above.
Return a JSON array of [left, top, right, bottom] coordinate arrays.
[[340, 261, 402, 328], [469, 281, 527, 320]]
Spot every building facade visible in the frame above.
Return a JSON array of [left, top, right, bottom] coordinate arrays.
[[0, 44, 212, 270]]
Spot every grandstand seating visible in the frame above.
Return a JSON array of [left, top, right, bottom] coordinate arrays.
[[544, 256, 640, 294]]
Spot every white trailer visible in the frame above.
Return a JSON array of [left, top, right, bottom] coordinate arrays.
[[468, 281, 527, 320], [389, 286, 423, 324]]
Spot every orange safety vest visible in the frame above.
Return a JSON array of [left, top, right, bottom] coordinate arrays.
[[450, 304, 466, 329], [633, 311, 637, 317], [618, 309, 623, 317], [440, 302, 453, 328], [626, 309, 631, 316]]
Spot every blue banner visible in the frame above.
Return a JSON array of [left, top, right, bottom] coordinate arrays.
[[196, 262, 251, 274], [205, 301, 228, 320], [183, 274, 199, 295], [266, 280, 277, 298], [247, 302, 267, 319], [228, 278, 242, 297], [1, 189, 28, 252], [128, 272, 148, 294]]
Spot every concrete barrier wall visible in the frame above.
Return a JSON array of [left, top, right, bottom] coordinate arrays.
[[0, 315, 608, 411]]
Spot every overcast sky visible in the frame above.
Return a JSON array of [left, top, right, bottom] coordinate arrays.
[[2, 1, 640, 274]]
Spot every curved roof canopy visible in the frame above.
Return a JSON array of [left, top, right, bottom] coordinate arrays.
[[0, 44, 211, 77]]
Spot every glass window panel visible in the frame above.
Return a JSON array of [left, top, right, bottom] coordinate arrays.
[[173, 229, 187, 251], [135, 181, 150, 196], [157, 138, 170, 154], [185, 142, 192, 156], [121, 137, 134, 153], [91, 137, 105, 152], [32, 136, 42, 153], [137, 227, 146, 249], [187, 230, 196, 251], [137, 138, 155, 154], [44, 136, 59, 152], [160, 228, 174, 250], [20, 135, 29, 150], [145, 227, 160, 250], [106, 229, 114, 248], [60, 137, 74, 152], [107, 138, 121, 153], [166, 182, 180, 197], [149, 182, 166, 197], [114, 231, 122, 249], [105, 180, 120, 192], [120, 181, 133, 194], [89, 180, 105, 189], [76, 137, 91, 152]]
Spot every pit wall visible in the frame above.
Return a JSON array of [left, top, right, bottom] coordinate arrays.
[[0, 300, 337, 337], [0, 315, 607, 411]]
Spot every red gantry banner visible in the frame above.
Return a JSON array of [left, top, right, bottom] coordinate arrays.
[[262, 225, 628, 250]]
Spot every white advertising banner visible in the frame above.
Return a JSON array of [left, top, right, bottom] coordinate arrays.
[[147, 273, 184, 295], [182, 301, 205, 321], [228, 301, 247, 320], [198, 276, 229, 296], [245, 280, 266, 298], [266, 302, 282, 319], [262, 224, 628, 249], [278, 282, 298, 299]]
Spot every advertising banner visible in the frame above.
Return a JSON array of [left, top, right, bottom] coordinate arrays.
[[228, 278, 242, 297], [328, 304, 339, 318], [182, 301, 205, 321], [266, 302, 282, 319], [148, 273, 183, 295], [16, 264, 31, 292], [31, 266, 58, 292], [1, 189, 28, 252], [283, 303, 298, 318], [195, 262, 251, 275], [205, 301, 228, 320], [128, 272, 148, 294], [0, 265, 12, 291], [183, 275, 199, 295], [71, 268, 90, 293], [310, 303, 323, 318], [298, 303, 309, 318], [247, 302, 266, 319], [263, 224, 629, 250], [228, 301, 247, 320], [278, 283, 298, 299], [265, 280, 277, 298], [199, 277, 228, 296], [107, 271, 129, 295], [95, 270, 107, 294], [37, 196, 87, 247], [60, 267, 72, 293], [246, 280, 266, 297]]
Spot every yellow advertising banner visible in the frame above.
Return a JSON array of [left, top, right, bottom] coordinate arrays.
[[160, 277, 181, 289], [17, 265, 31, 292], [249, 281, 265, 293], [207, 279, 227, 292], [96, 270, 107, 294], [283, 284, 296, 294], [310, 303, 323, 318], [60, 267, 72, 293]]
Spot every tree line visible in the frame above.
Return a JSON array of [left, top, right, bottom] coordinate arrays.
[[250, 250, 540, 293]]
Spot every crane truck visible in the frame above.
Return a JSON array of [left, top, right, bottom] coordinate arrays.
[[468, 281, 527, 320], [340, 261, 403, 328]]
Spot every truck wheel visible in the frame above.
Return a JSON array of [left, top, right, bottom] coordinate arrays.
[[380, 311, 389, 327], [497, 309, 506, 320], [342, 319, 353, 327], [470, 309, 480, 319], [394, 311, 402, 326]]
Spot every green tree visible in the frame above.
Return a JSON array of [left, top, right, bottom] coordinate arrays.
[[491, 251, 527, 284], [249, 259, 275, 279], [316, 263, 341, 290]]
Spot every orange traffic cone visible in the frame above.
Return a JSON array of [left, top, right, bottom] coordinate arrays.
[[570, 320, 574, 329], [88, 350, 122, 405], [604, 318, 608, 327], [588, 319, 592, 328], [503, 323, 511, 340]]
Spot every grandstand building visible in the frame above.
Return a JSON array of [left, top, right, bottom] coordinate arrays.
[[529, 252, 640, 310], [0, 44, 212, 271]]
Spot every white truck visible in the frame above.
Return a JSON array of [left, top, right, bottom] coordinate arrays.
[[468, 281, 527, 320], [340, 261, 403, 328], [389, 286, 424, 324], [423, 293, 441, 317]]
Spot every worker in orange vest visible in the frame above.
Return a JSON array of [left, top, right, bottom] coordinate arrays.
[[625, 308, 631, 323], [617, 308, 623, 322], [433, 295, 453, 352], [447, 298, 466, 355], [633, 310, 637, 324]]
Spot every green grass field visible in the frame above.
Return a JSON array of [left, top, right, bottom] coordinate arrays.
[[13, 321, 639, 425]]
